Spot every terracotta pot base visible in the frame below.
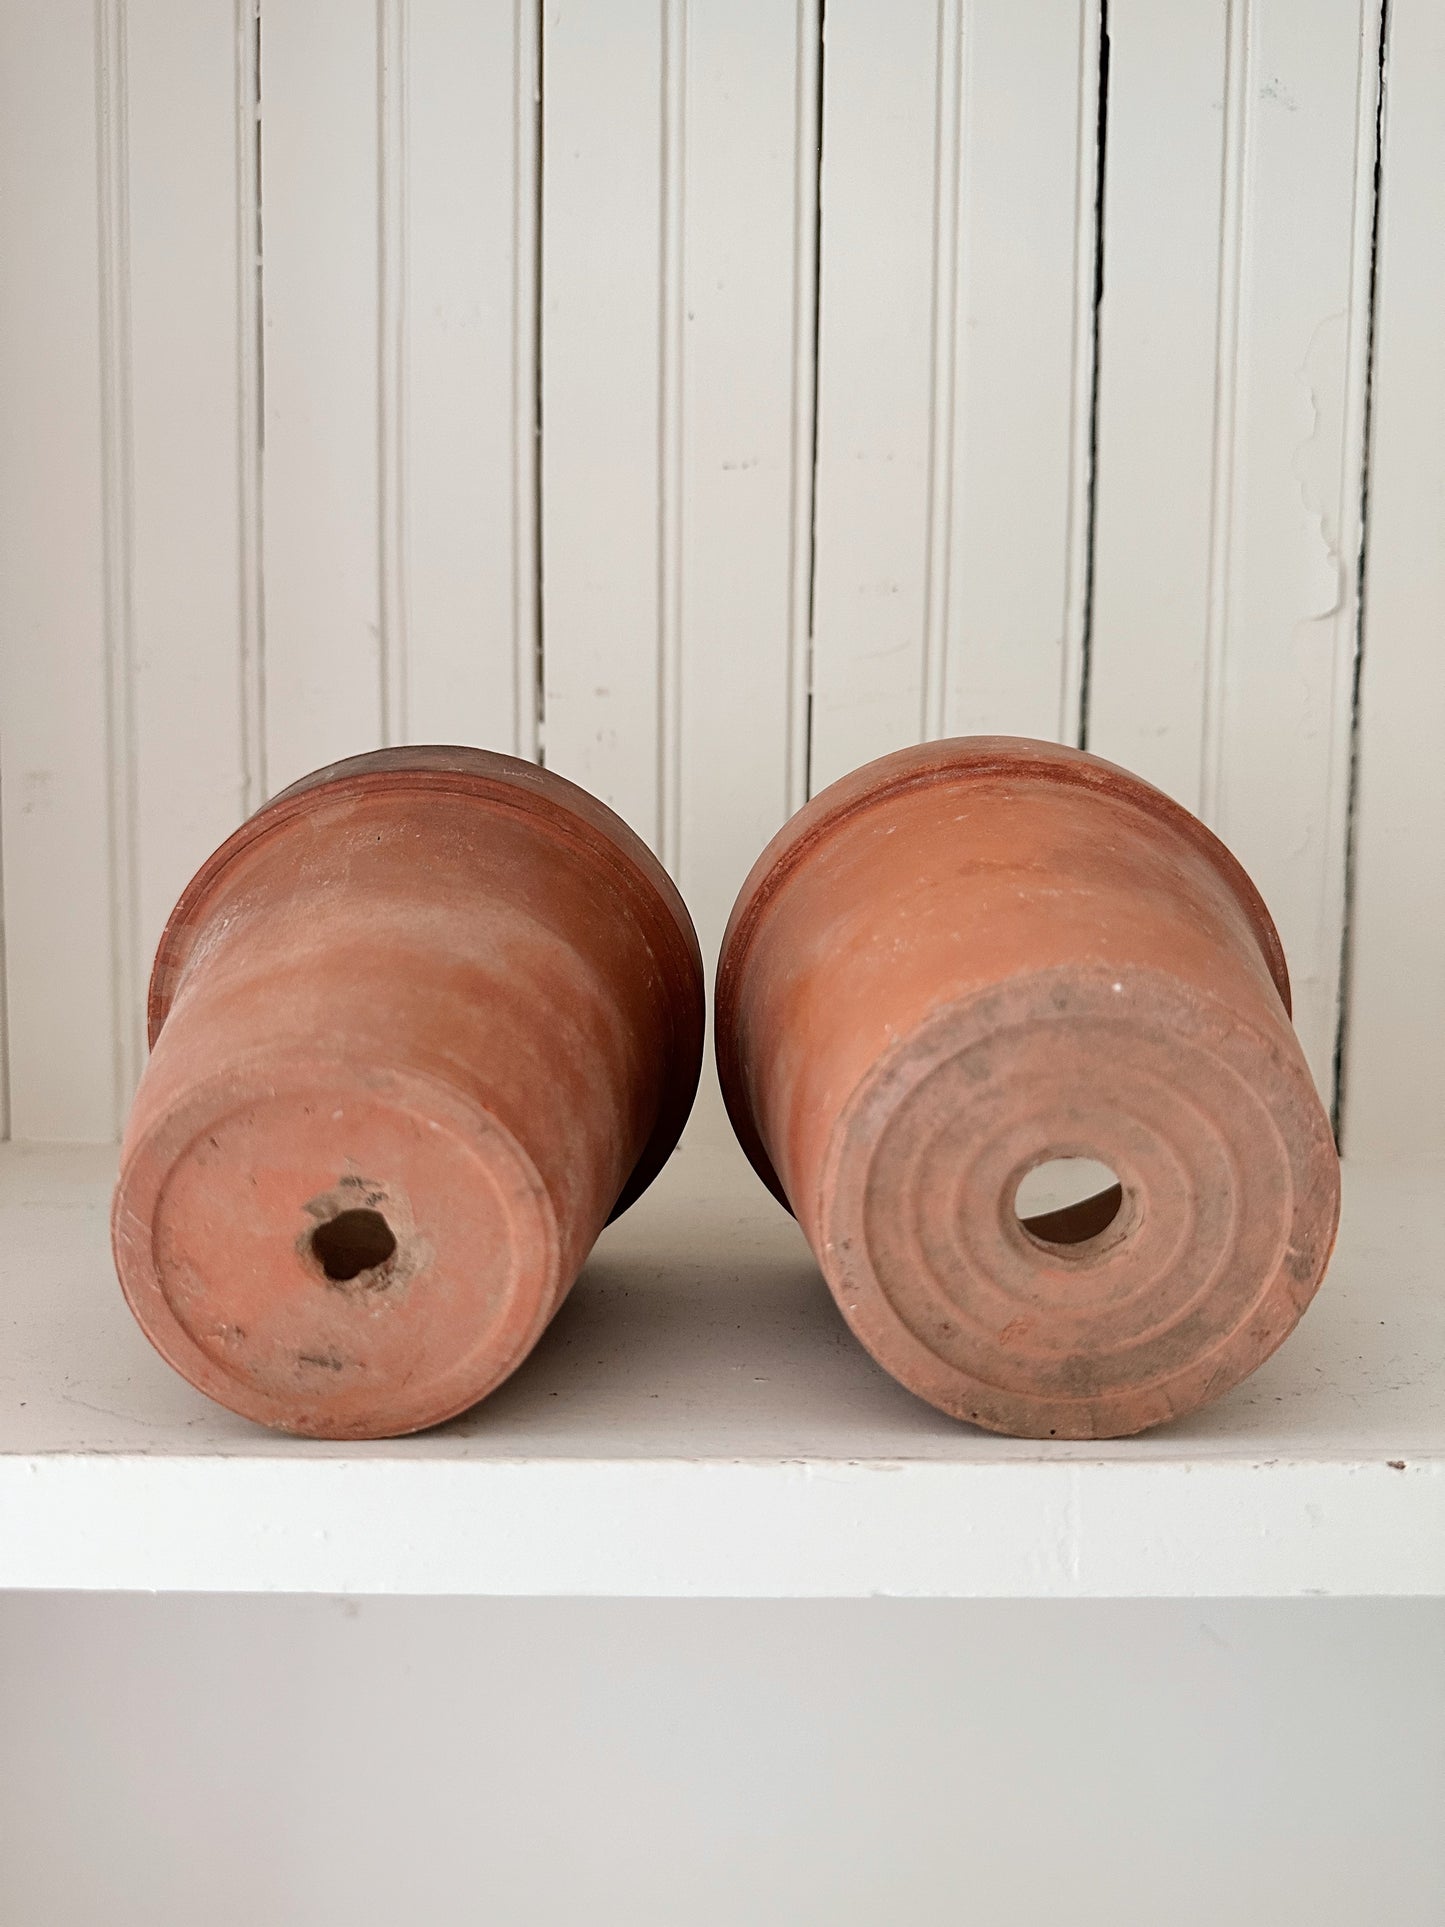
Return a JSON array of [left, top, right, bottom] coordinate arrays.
[[820, 965, 1332, 1439], [717, 736, 1340, 1440], [114, 747, 703, 1439], [120, 1058, 558, 1440]]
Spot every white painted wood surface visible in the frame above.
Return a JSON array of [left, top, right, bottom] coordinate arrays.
[[400, 0, 539, 756], [126, 0, 252, 1092], [0, 0, 1427, 1151], [0, 1115, 1440, 1595], [673, 0, 819, 961], [260, 0, 383, 791], [540, 0, 666, 844], [807, 0, 940, 788], [1344, 0, 1445, 1159], [1206, 0, 1379, 1101], [0, 0, 118, 1142], [810, 0, 1099, 789], [941, 0, 1100, 744], [1087, 0, 1237, 803], [1089, 0, 1381, 1097], [542, 0, 817, 954]]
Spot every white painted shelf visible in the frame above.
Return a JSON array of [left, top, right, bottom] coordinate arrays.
[[0, 1099, 1441, 1598]]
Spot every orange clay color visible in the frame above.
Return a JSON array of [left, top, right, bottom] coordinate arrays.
[[113, 747, 703, 1439], [716, 737, 1340, 1440]]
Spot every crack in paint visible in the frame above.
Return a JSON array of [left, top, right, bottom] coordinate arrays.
[[1291, 307, 1349, 625]]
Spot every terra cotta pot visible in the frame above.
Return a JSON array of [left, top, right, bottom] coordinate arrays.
[[715, 736, 1340, 1439], [113, 746, 704, 1438]]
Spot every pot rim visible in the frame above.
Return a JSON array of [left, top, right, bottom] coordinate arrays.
[[714, 734, 1292, 1212], [148, 745, 704, 1223]]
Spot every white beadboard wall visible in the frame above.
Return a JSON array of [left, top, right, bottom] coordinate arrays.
[[0, 0, 1425, 1156]]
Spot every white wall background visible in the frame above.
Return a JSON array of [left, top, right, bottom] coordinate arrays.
[[2, 3, 1442, 1919], [0, 0, 1438, 1155]]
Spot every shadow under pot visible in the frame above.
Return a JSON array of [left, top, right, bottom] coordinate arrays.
[[113, 746, 704, 1439], [715, 736, 1340, 1440]]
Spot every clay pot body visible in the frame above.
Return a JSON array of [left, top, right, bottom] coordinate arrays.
[[113, 747, 703, 1438], [716, 737, 1340, 1439]]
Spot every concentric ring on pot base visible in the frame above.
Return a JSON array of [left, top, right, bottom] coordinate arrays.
[[113, 1055, 559, 1440], [817, 967, 1341, 1440]]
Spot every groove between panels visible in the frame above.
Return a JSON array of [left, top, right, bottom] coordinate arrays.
[[788, 0, 823, 814], [517, 0, 542, 764], [96, 0, 143, 1129], [920, 0, 963, 745], [1331, 0, 1391, 1146], [1200, 0, 1250, 825], [1072, 0, 1109, 751], [236, 0, 266, 815], [657, 0, 686, 873], [378, 0, 409, 747], [1062, 0, 1105, 748]]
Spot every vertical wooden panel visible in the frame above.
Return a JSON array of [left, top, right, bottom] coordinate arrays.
[[675, 0, 819, 962], [1090, 0, 1380, 1097], [1344, 1, 1442, 1156], [543, 0, 815, 930], [125, 0, 251, 1090], [1209, 0, 1379, 1095], [0, 0, 118, 1138], [540, 0, 665, 844], [1087, 0, 1232, 797], [811, 0, 1101, 792], [402, 0, 539, 754], [808, 0, 938, 792], [261, 0, 383, 792], [942, 0, 1099, 741]]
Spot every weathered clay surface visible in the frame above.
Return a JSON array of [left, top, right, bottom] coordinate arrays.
[[716, 736, 1341, 1439], [113, 747, 703, 1439]]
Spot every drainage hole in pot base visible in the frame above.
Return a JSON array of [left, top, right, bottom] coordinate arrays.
[[311, 1208, 397, 1281], [1014, 1158, 1123, 1249]]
